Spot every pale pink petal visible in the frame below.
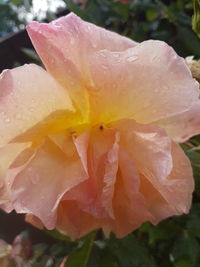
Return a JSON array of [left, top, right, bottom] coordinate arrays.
[[11, 138, 87, 229], [89, 41, 199, 124], [0, 64, 74, 146], [158, 100, 200, 142], [26, 13, 137, 116], [0, 143, 31, 212]]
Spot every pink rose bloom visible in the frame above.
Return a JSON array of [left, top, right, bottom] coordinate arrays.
[[0, 13, 200, 240]]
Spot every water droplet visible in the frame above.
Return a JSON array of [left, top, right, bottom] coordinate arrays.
[[102, 64, 108, 70], [127, 55, 138, 62], [15, 113, 22, 119], [31, 173, 40, 185], [70, 37, 75, 44], [5, 118, 10, 123], [50, 58, 55, 64]]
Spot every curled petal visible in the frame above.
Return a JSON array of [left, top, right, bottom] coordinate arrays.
[[89, 41, 199, 124], [57, 200, 102, 240], [11, 138, 87, 229], [64, 127, 119, 219], [111, 119, 173, 181], [0, 64, 74, 146], [158, 100, 200, 142], [112, 119, 193, 221]]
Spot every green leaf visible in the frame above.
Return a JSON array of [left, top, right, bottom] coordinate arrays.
[[106, 233, 156, 267], [177, 25, 200, 57], [65, 231, 96, 267], [44, 229, 70, 241], [172, 235, 200, 265]]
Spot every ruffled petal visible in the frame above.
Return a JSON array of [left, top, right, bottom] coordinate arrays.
[[111, 119, 173, 181], [89, 41, 199, 124], [112, 119, 193, 221], [26, 13, 137, 118], [107, 148, 153, 238], [158, 100, 200, 143], [0, 64, 74, 146], [11, 138, 87, 229], [64, 127, 119, 219], [57, 200, 102, 240]]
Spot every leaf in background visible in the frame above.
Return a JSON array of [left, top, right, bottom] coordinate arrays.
[[65, 231, 96, 267], [192, 0, 200, 37], [172, 234, 200, 265], [177, 25, 200, 57], [106, 233, 156, 267]]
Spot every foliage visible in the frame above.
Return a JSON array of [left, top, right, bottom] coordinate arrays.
[[0, 0, 200, 267]]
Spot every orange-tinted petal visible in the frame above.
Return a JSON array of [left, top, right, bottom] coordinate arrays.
[[57, 200, 102, 240], [64, 127, 119, 219], [112, 119, 193, 222], [11, 138, 87, 229]]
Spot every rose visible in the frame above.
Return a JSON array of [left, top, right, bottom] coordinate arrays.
[[0, 13, 199, 240]]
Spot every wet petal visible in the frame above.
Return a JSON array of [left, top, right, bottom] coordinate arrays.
[[112, 119, 173, 181], [0, 64, 74, 146], [158, 100, 200, 142], [11, 138, 87, 229], [89, 41, 199, 124], [112, 119, 193, 220], [26, 13, 137, 117]]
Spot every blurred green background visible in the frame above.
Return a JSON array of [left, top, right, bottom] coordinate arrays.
[[0, 1, 200, 267]]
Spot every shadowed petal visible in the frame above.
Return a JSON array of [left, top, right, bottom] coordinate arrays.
[[158, 100, 200, 142]]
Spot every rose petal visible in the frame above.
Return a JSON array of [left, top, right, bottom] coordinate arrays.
[[25, 214, 44, 230], [11, 138, 87, 229], [112, 119, 193, 219], [111, 119, 173, 181], [140, 142, 194, 224], [57, 200, 102, 240], [107, 148, 153, 238], [158, 100, 200, 142], [0, 143, 31, 212], [64, 127, 119, 219], [89, 41, 199, 124], [26, 13, 137, 118], [0, 64, 74, 146]]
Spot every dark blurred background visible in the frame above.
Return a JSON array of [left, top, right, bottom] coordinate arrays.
[[0, 1, 200, 266]]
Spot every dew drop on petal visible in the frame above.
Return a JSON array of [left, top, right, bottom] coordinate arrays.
[[127, 55, 138, 62]]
